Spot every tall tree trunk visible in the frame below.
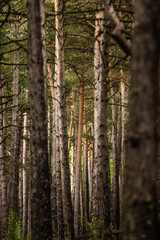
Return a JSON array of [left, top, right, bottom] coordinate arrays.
[[47, 62, 57, 237], [55, 92, 64, 238], [69, 91, 76, 205], [22, 112, 28, 237], [111, 86, 120, 235], [74, 80, 84, 235], [92, 10, 111, 228], [48, 106, 51, 167], [0, 80, 7, 240], [8, 18, 19, 215], [47, 63, 54, 106], [83, 116, 89, 222], [119, 79, 128, 225], [55, 0, 74, 238], [27, 0, 52, 239], [122, 1, 160, 239]]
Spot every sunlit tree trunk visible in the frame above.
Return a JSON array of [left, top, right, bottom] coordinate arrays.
[[54, 86, 64, 238], [69, 91, 76, 205], [22, 112, 28, 237], [123, 1, 160, 239], [92, 10, 111, 228], [55, 0, 74, 238], [8, 18, 19, 215], [27, 0, 52, 239], [119, 79, 129, 225]]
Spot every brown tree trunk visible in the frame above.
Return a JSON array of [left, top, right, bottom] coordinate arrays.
[[27, 0, 52, 239], [0, 80, 7, 240], [47, 63, 54, 106], [111, 86, 120, 235], [83, 116, 89, 222], [8, 18, 20, 215], [122, 1, 160, 239], [74, 80, 84, 235]]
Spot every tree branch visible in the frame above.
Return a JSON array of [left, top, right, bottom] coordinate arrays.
[[102, 0, 132, 56]]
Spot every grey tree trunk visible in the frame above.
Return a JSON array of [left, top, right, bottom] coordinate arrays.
[[22, 113, 28, 237], [8, 18, 19, 215], [27, 0, 52, 239], [92, 10, 111, 228], [111, 86, 120, 235], [0, 80, 7, 240], [55, 0, 74, 238], [122, 1, 160, 239], [74, 81, 84, 235]]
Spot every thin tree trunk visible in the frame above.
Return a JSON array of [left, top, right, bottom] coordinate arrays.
[[74, 80, 84, 235], [119, 79, 128, 225], [0, 79, 7, 240], [48, 106, 51, 167], [83, 118, 89, 222], [27, 0, 52, 239], [69, 91, 76, 205], [55, 93, 64, 238], [89, 122, 94, 216], [111, 86, 120, 235], [8, 18, 19, 215], [22, 113, 28, 237], [47, 63, 54, 106], [47, 62, 57, 237]]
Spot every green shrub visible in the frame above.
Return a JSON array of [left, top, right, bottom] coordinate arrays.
[[5, 211, 29, 240], [84, 218, 112, 240]]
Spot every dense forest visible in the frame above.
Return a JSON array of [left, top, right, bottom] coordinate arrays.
[[0, 0, 160, 239]]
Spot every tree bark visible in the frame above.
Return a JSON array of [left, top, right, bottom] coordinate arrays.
[[111, 85, 120, 236], [22, 112, 28, 237], [83, 115, 89, 222], [55, 0, 74, 238], [74, 80, 84, 235], [92, 10, 111, 228], [8, 18, 20, 215], [27, 0, 52, 239], [0, 79, 7, 240], [122, 1, 160, 239]]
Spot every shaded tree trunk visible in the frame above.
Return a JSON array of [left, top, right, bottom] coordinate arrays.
[[83, 116, 89, 222], [27, 0, 52, 239], [0, 79, 7, 240], [22, 112, 28, 237], [74, 80, 84, 235], [8, 18, 20, 215], [111, 86, 120, 235], [122, 1, 160, 239], [92, 10, 111, 228]]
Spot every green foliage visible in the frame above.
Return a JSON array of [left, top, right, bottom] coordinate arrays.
[[5, 211, 29, 240], [84, 218, 112, 240]]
